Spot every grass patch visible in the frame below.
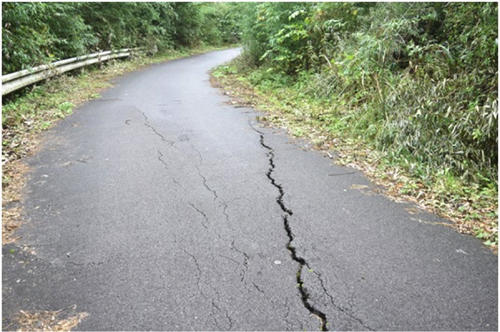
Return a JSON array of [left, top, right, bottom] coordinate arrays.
[[211, 57, 498, 251], [2, 44, 236, 243]]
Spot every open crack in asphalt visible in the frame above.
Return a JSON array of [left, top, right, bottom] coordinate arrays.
[[157, 149, 182, 187], [182, 248, 232, 329], [191, 143, 232, 226], [312, 268, 373, 330], [140, 111, 176, 147], [251, 122, 329, 331]]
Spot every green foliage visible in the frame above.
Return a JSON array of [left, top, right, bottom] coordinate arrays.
[[58, 101, 74, 115], [240, 2, 498, 189], [198, 3, 243, 46], [2, 2, 243, 73], [2, 3, 102, 73]]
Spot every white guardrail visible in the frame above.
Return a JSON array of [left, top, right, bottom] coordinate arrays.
[[2, 48, 144, 95]]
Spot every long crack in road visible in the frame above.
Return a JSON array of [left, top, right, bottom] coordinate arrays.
[[2, 48, 497, 331]]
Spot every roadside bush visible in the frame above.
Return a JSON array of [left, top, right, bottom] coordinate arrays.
[[2, 2, 243, 74], [240, 2, 498, 187], [2, 3, 95, 73]]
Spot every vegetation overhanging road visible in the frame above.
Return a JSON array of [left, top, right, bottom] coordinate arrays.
[[2, 49, 497, 330]]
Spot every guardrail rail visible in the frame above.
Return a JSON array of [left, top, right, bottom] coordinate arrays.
[[2, 48, 144, 96]]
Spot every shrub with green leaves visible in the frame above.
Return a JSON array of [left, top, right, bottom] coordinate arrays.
[[241, 2, 498, 187], [2, 2, 243, 74]]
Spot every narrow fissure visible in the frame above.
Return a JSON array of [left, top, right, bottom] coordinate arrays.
[[195, 164, 219, 202], [140, 111, 176, 147], [230, 240, 249, 282], [157, 149, 182, 187], [188, 202, 209, 230], [191, 143, 232, 225], [258, 132, 329, 331]]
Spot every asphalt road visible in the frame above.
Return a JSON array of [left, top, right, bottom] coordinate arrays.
[[2, 48, 497, 331]]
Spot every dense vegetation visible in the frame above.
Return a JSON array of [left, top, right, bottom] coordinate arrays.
[[240, 2, 497, 184], [218, 2, 497, 244], [2, 2, 242, 74]]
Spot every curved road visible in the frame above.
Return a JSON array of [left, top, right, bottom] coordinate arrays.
[[3, 49, 497, 330]]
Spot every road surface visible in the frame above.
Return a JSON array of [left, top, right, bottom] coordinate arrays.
[[2, 48, 497, 330]]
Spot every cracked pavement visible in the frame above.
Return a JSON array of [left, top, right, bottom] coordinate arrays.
[[2, 48, 497, 331]]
